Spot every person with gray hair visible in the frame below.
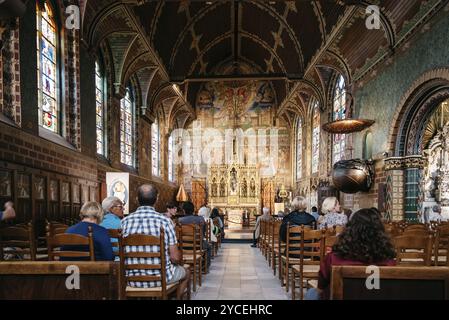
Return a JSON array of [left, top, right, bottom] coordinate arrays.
[[279, 196, 315, 242], [100, 196, 124, 251], [251, 207, 271, 248], [63, 201, 113, 261], [100, 196, 124, 230]]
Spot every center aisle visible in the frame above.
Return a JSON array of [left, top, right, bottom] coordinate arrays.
[[192, 243, 290, 300]]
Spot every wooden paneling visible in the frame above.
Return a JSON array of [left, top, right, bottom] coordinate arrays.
[[191, 179, 206, 213], [0, 162, 97, 228], [0, 261, 120, 300]]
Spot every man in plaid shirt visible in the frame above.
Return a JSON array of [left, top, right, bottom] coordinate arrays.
[[121, 184, 190, 299]]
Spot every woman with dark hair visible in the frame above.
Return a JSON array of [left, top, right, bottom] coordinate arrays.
[[305, 207, 396, 300]]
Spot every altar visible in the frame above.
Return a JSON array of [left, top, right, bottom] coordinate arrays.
[[208, 163, 260, 227]]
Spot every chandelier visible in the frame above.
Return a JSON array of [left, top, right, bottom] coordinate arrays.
[[322, 92, 375, 134]]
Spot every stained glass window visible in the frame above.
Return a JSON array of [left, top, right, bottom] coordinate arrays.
[[168, 134, 174, 182], [37, 1, 59, 133], [311, 100, 320, 174], [152, 121, 160, 176], [95, 61, 106, 155], [120, 88, 135, 166], [332, 74, 346, 164], [296, 118, 302, 180]]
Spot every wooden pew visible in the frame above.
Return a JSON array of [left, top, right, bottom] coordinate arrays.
[[0, 261, 121, 299], [330, 265, 449, 300]]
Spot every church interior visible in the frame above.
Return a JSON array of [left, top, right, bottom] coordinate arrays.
[[1, 0, 449, 302]]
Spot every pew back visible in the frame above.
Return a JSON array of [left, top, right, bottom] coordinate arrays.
[[0, 261, 120, 299], [330, 266, 449, 300]]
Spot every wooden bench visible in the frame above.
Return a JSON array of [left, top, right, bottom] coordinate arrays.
[[330, 265, 449, 300], [0, 261, 121, 299]]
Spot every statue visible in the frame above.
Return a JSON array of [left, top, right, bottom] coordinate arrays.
[[230, 167, 238, 195], [241, 178, 248, 197], [220, 177, 226, 197], [249, 178, 256, 197], [211, 178, 218, 197]]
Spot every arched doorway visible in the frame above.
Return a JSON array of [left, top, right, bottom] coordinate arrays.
[[386, 69, 449, 221]]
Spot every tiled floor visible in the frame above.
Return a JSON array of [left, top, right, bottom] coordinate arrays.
[[192, 243, 290, 300]]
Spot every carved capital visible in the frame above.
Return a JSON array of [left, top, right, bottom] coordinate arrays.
[[384, 157, 405, 171], [384, 155, 425, 171], [113, 83, 126, 99]]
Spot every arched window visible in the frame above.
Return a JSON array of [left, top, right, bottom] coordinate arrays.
[[311, 99, 320, 174], [120, 87, 135, 166], [152, 121, 160, 176], [168, 133, 174, 182], [332, 74, 346, 164], [95, 60, 106, 156], [36, 1, 60, 133], [363, 131, 373, 159], [296, 118, 303, 180]]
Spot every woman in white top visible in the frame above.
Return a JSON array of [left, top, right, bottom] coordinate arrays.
[[198, 206, 217, 243], [318, 197, 348, 230]]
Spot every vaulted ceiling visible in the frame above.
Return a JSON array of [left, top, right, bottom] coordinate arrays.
[[81, 0, 449, 129]]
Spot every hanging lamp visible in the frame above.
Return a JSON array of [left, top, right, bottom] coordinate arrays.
[[322, 92, 375, 134]]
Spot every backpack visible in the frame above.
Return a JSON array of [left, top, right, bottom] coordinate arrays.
[[212, 225, 220, 236]]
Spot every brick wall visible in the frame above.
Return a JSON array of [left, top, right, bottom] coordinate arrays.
[[0, 122, 97, 181]]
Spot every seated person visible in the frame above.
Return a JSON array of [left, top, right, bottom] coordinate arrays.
[[164, 201, 178, 226], [428, 204, 444, 222], [0, 201, 15, 221], [121, 184, 190, 299], [180, 202, 211, 269], [252, 207, 271, 247], [310, 206, 320, 221], [178, 202, 206, 234], [318, 197, 348, 230], [100, 196, 124, 251], [279, 196, 315, 242], [305, 208, 396, 300], [63, 201, 113, 261]]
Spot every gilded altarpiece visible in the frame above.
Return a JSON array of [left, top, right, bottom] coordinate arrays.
[[208, 164, 260, 227]]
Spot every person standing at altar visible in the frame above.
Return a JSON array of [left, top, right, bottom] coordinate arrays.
[[279, 196, 316, 242]]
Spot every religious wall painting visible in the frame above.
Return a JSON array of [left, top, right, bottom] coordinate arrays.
[[72, 183, 80, 204], [34, 176, 46, 200], [17, 173, 30, 199], [250, 82, 274, 111], [0, 171, 12, 197], [49, 180, 58, 201], [61, 182, 70, 202], [196, 81, 274, 128], [106, 172, 130, 215], [81, 184, 89, 204]]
